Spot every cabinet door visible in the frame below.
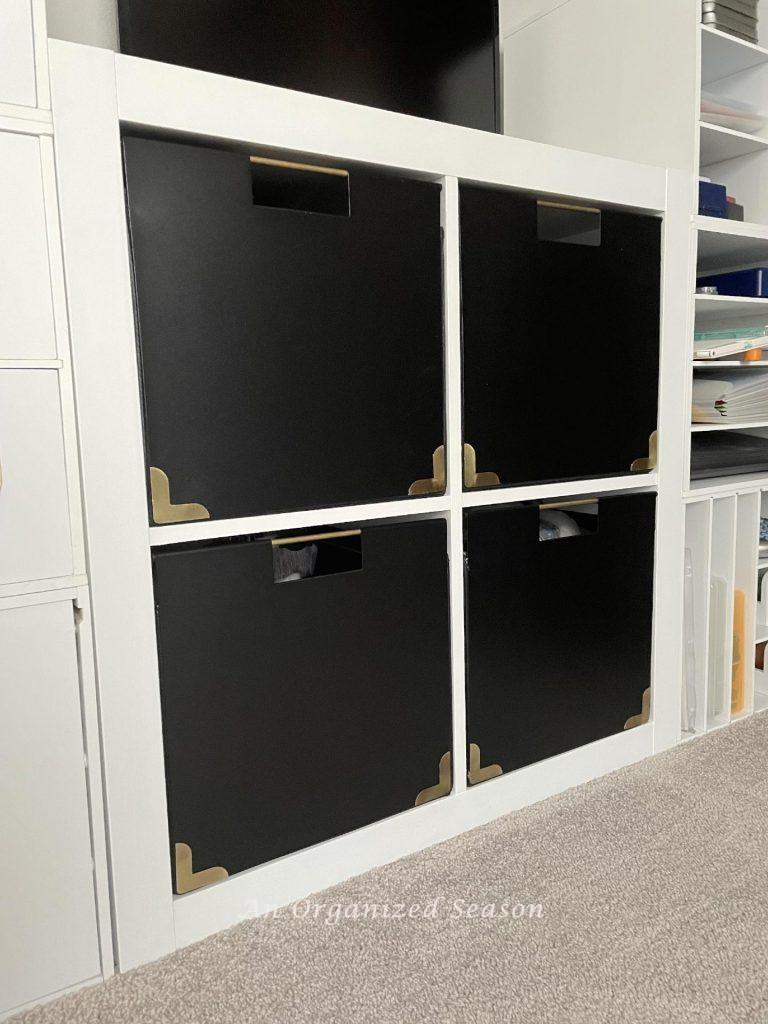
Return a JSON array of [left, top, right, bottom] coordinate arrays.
[[0, 600, 101, 1016], [460, 185, 661, 487], [0, 132, 56, 359], [0, 1, 36, 107], [0, 370, 73, 585], [153, 519, 453, 889], [465, 494, 656, 776], [123, 135, 444, 522]]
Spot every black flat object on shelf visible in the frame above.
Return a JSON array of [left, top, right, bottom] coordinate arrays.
[[117, 0, 500, 133], [690, 431, 768, 479]]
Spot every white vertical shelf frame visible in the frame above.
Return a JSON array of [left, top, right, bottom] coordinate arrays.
[[684, 499, 714, 734], [49, 39, 687, 967]]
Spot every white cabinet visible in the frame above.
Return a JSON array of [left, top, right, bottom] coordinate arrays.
[[0, 597, 101, 1016], [0, 131, 57, 359], [0, 370, 73, 585], [0, 1, 37, 108]]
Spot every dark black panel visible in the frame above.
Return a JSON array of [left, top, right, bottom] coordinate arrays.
[[460, 186, 661, 486], [123, 135, 444, 521], [117, 0, 499, 132], [153, 519, 452, 885], [465, 494, 656, 774]]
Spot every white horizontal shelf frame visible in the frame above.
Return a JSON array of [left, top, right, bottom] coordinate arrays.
[[701, 25, 768, 85], [692, 419, 768, 430], [695, 294, 768, 318], [49, 40, 690, 973], [693, 361, 768, 366], [149, 475, 658, 547], [686, 472, 768, 497], [699, 121, 768, 164]]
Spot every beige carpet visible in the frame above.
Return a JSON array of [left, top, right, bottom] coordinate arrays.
[[16, 715, 768, 1024]]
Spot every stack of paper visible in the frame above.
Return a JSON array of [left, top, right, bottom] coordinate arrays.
[[692, 371, 768, 423], [694, 326, 768, 360]]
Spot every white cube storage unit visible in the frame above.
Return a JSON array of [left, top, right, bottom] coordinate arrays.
[[0, 594, 102, 1017]]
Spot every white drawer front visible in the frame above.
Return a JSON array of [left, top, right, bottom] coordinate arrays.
[[0, 370, 73, 584], [0, 131, 57, 359], [0, 0, 37, 107], [0, 599, 101, 1015]]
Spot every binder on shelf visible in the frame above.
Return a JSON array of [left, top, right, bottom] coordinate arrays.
[[697, 269, 768, 299]]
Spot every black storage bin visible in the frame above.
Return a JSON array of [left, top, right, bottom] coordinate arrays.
[[153, 518, 453, 891], [464, 494, 656, 778], [123, 135, 445, 524], [460, 186, 661, 488], [117, 0, 499, 132]]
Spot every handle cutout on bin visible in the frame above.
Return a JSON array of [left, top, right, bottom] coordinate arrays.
[[250, 156, 350, 217], [539, 498, 599, 542], [272, 529, 362, 582], [537, 200, 601, 247]]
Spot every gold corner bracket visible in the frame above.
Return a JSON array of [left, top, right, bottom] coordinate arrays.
[[624, 688, 651, 731], [150, 467, 211, 525], [415, 751, 452, 806], [630, 431, 658, 474], [408, 446, 446, 496], [467, 743, 503, 786], [463, 444, 501, 490], [174, 843, 229, 895]]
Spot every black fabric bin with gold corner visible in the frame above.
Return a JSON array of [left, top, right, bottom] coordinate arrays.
[[460, 185, 661, 489], [152, 518, 452, 892], [123, 134, 444, 524], [464, 493, 656, 780]]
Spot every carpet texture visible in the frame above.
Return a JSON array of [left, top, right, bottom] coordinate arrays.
[[15, 715, 768, 1024]]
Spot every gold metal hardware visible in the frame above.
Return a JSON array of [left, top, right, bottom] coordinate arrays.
[[408, 446, 446, 496], [463, 444, 501, 489], [537, 200, 601, 215], [250, 156, 348, 178], [467, 743, 503, 786], [624, 688, 651, 730], [149, 468, 210, 525], [414, 751, 452, 806], [174, 843, 228, 895], [630, 431, 658, 473], [271, 529, 361, 547], [540, 498, 597, 511]]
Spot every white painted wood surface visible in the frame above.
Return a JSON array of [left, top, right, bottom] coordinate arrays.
[[0, 369, 72, 585], [0, 0, 37, 107], [0, 131, 56, 359], [0, 596, 101, 1017]]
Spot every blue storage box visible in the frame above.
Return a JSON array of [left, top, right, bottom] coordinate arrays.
[[699, 181, 728, 219], [696, 268, 768, 297]]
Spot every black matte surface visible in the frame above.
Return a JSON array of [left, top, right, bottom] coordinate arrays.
[[153, 519, 452, 885], [123, 135, 444, 521], [118, 0, 499, 132], [460, 186, 662, 486], [465, 495, 656, 775]]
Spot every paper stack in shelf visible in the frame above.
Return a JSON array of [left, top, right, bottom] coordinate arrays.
[[702, 0, 759, 43], [694, 326, 768, 360], [692, 370, 768, 422]]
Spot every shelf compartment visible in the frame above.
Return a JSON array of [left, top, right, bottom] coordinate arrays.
[[700, 121, 768, 164], [692, 419, 768, 430], [464, 493, 656, 776], [695, 294, 768, 319], [707, 496, 737, 729], [460, 184, 661, 489], [697, 217, 768, 271], [701, 25, 768, 85], [153, 517, 453, 890], [123, 134, 445, 524]]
